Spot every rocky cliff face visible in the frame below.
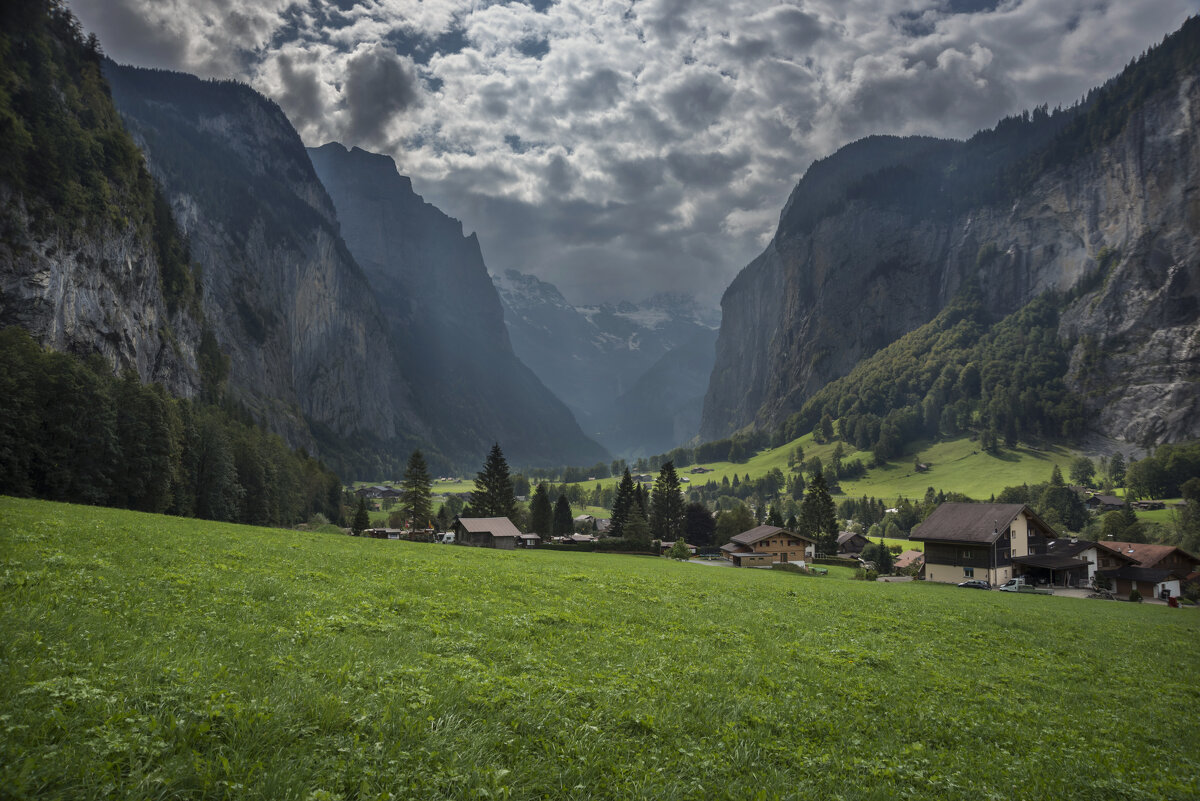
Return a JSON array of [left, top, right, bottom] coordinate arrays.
[[702, 50, 1200, 447], [492, 269, 719, 454], [0, 194, 201, 397], [105, 65, 424, 451], [307, 143, 607, 467]]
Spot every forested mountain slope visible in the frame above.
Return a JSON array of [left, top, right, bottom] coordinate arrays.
[[702, 17, 1200, 449], [0, 1, 201, 397]]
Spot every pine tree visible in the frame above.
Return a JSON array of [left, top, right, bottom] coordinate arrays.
[[352, 495, 370, 534], [633, 483, 648, 518], [471, 443, 516, 518], [1109, 452, 1126, 488], [800, 469, 838, 555], [552, 494, 573, 537], [529, 483, 552, 535], [684, 501, 716, 545], [767, 504, 783, 527], [610, 468, 635, 538], [649, 460, 685, 541], [875, 539, 894, 573], [624, 504, 651, 548], [1050, 464, 1065, 487], [401, 449, 433, 529]]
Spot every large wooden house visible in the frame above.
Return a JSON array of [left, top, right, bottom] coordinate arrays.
[[721, 525, 816, 567], [912, 503, 1059, 586]]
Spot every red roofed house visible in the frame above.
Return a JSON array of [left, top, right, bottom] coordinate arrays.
[[1097, 542, 1200, 600], [911, 503, 1057, 586], [721, 525, 816, 567]]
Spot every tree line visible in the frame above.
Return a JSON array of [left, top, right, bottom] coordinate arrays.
[[0, 327, 342, 526]]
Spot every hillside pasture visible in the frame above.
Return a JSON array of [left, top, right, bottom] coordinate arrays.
[[3, 496, 1195, 800]]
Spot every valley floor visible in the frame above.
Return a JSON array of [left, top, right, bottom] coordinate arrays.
[[1, 497, 1196, 800]]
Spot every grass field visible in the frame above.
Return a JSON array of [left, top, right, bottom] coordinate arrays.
[[2, 497, 1197, 800]]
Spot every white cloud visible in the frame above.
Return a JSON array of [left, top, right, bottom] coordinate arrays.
[[72, 0, 1197, 305]]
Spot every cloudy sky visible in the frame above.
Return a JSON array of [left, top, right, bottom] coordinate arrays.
[[73, 0, 1193, 306]]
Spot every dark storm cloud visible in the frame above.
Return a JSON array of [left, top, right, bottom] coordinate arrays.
[[666, 149, 751, 188], [567, 68, 623, 112], [69, 0, 190, 72], [341, 45, 421, 146], [662, 71, 734, 130], [275, 54, 324, 131]]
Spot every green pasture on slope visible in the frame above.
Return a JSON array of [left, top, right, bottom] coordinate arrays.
[[3, 496, 1196, 800]]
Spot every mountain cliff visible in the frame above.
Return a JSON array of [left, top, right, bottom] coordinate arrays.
[[701, 18, 1200, 448], [0, 4, 201, 397], [104, 64, 424, 465], [492, 269, 718, 454], [306, 143, 607, 468]]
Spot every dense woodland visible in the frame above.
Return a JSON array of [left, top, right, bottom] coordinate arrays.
[[0, 327, 343, 527]]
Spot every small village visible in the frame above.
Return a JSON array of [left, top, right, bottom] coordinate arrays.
[[349, 475, 1200, 608]]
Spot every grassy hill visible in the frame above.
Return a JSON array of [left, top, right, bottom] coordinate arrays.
[[2, 496, 1197, 799]]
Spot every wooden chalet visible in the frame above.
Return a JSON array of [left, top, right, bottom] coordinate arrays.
[[837, 530, 870, 556], [362, 527, 404, 540], [911, 503, 1057, 586], [1023, 538, 1137, 587], [1097, 542, 1200, 599], [1085, 494, 1126, 512], [453, 517, 523, 549], [721, 525, 815, 568]]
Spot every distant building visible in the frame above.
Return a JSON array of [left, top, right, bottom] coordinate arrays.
[[837, 530, 870, 556], [453, 517, 523, 549]]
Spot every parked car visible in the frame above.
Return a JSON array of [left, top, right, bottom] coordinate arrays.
[[957, 579, 991, 590]]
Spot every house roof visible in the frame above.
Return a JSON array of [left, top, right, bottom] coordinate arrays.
[[1099, 542, 1200, 570], [518, 533, 541, 541], [1099, 565, 1190, 583], [730, 525, 815, 546], [911, 503, 1053, 544], [455, 516, 522, 538], [1087, 494, 1125, 505], [837, 530, 865, 545], [1012, 553, 1092, 571], [720, 542, 747, 553], [894, 550, 924, 569]]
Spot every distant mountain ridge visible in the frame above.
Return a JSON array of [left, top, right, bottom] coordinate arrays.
[[493, 269, 719, 456], [701, 16, 1200, 448]]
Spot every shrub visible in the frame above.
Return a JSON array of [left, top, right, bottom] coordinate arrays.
[[1128, 588, 1142, 603]]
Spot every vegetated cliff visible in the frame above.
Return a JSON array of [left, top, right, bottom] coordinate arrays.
[[307, 143, 608, 468], [702, 17, 1200, 447], [0, 3, 200, 396], [104, 64, 430, 467], [493, 269, 718, 454]]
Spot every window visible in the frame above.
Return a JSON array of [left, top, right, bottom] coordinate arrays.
[[964, 567, 974, 577], [961, 550, 971, 560]]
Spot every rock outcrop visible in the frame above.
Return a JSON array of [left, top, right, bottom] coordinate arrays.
[[105, 65, 426, 454], [701, 28, 1200, 448]]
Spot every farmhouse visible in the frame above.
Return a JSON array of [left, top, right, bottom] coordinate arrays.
[[1021, 538, 1138, 587], [690, 466, 713, 474], [912, 503, 1057, 586], [355, 485, 400, 499], [1097, 542, 1200, 599], [721, 525, 816, 567], [837, 530, 870, 556], [453, 517, 523, 549], [1085, 494, 1126, 512]]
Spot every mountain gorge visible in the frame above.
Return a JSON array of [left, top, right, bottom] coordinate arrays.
[[306, 143, 606, 468], [492, 270, 718, 456], [702, 19, 1200, 449]]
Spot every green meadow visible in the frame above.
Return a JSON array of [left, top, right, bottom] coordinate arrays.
[[2, 496, 1197, 800]]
